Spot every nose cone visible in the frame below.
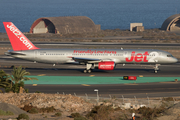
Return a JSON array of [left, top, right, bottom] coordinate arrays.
[[173, 57, 178, 63]]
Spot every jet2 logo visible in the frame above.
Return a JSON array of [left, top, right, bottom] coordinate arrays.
[[125, 51, 149, 62], [6, 24, 33, 49]]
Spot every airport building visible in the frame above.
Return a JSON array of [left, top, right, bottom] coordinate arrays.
[[161, 14, 180, 32], [29, 16, 101, 34]]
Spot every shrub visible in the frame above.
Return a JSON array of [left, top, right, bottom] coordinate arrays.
[[40, 106, 56, 113], [5, 81, 25, 93], [28, 108, 38, 114], [17, 113, 29, 120], [86, 105, 114, 120], [162, 97, 174, 102], [19, 81, 24, 88], [138, 106, 165, 119], [0, 109, 14, 115], [25, 88, 29, 93], [46, 106, 55, 113], [74, 116, 87, 120], [5, 88, 12, 93], [55, 112, 62, 117], [35, 91, 41, 93], [71, 112, 81, 118]]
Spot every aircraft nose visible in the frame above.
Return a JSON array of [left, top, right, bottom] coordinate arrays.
[[173, 57, 178, 63]]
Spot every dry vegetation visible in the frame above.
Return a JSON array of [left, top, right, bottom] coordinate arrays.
[[1, 29, 180, 43], [24, 29, 180, 43], [0, 93, 180, 120]]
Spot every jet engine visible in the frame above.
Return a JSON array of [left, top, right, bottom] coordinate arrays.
[[95, 61, 115, 70]]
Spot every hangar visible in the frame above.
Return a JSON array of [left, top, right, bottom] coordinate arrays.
[[161, 14, 180, 32], [29, 16, 100, 34]]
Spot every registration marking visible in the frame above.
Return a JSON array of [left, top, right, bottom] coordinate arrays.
[[32, 84, 37, 86]]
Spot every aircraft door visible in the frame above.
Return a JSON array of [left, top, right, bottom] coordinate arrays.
[[123, 51, 128, 62], [124, 51, 128, 57]]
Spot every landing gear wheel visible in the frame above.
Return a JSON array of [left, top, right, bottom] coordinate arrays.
[[154, 64, 160, 74], [84, 69, 87, 73], [87, 69, 91, 73]]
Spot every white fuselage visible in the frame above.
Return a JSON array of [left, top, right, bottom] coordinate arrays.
[[9, 48, 178, 64]]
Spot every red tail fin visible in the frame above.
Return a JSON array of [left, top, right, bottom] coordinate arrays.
[[3, 22, 39, 51]]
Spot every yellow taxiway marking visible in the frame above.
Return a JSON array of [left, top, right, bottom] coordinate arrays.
[[32, 84, 37, 86], [139, 75, 143, 77], [82, 84, 91, 86], [38, 74, 46, 76], [89, 75, 95, 77]]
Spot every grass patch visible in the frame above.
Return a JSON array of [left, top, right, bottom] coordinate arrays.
[[74, 116, 87, 120], [54, 112, 62, 117], [0, 109, 14, 115]]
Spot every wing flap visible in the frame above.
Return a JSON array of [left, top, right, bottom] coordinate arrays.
[[72, 57, 114, 63]]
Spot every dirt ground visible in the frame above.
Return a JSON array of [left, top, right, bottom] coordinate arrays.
[[0, 28, 180, 42], [0, 93, 180, 120]]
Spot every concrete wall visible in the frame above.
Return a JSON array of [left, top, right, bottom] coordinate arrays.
[[130, 23, 143, 31], [30, 16, 101, 34]]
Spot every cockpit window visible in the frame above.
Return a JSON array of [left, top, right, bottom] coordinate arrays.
[[167, 55, 172, 57]]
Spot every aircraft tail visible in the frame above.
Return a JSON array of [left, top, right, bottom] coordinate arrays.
[[3, 22, 39, 51]]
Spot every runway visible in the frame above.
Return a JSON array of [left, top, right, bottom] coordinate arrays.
[[25, 82, 180, 98], [0, 56, 180, 77], [0, 56, 180, 98]]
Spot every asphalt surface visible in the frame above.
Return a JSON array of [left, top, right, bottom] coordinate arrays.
[[1, 40, 180, 99], [1, 42, 180, 49], [0, 56, 180, 77], [0, 56, 180, 98], [25, 82, 180, 98]]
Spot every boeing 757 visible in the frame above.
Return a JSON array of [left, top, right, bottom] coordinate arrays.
[[3, 22, 178, 73]]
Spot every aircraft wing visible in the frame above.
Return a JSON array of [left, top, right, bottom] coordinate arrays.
[[72, 57, 113, 63]]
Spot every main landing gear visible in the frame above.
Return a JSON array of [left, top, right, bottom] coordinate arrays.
[[84, 64, 93, 73], [154, 64, 160, 73], [84, 69, 92, 73]]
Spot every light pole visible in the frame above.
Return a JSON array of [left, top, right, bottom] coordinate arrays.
[[94, 89, 99, 104]]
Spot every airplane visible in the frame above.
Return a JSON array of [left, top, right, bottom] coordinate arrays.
[[3, 22, 178, 73]]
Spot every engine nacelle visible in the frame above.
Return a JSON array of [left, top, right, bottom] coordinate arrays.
[[95, 61, 115, 70]]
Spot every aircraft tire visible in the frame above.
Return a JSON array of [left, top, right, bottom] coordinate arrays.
[[84, 69, 87, 73], [88, 69, 91, 73]]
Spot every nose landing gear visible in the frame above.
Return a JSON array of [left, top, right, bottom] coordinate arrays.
[[154, 64, 160, 73]]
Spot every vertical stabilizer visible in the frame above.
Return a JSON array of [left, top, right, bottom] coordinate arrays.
[[3, 22, 39, 51]]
